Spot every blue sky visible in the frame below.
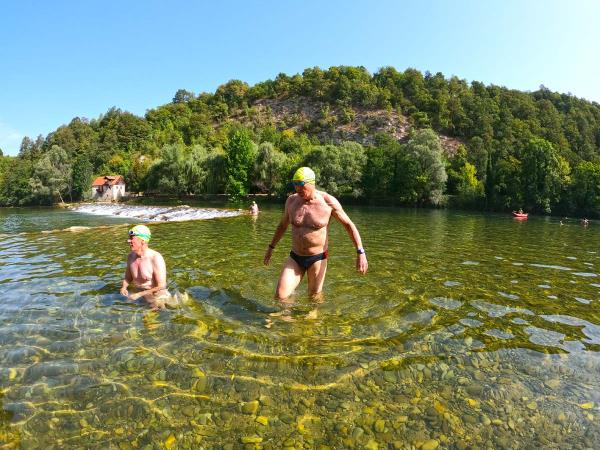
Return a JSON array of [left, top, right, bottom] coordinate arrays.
[[1, 0, 599, 155]]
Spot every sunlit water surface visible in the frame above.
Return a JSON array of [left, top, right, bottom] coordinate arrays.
[[1, 206, 599, 449]]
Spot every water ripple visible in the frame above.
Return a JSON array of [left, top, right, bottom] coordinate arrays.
[[471, 299, 534, 317], [530, 263, 572, 271]]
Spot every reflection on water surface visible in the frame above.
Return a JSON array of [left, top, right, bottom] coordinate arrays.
[[1, 206, 599, 448]]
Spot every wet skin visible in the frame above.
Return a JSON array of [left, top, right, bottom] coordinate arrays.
[[121, 236, 168, 310]]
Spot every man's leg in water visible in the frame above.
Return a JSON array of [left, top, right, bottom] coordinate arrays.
[[266, 257, 304, 328], [304, 259, 327, 320], [306, 258, 328, 298], [144, 291, 170, 311], [275, 256, 304, 301]]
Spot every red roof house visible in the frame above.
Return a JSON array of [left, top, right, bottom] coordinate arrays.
[[91, 175, 126, 201]]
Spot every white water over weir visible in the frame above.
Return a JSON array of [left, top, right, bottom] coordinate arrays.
[[71, 203, 242, 222]]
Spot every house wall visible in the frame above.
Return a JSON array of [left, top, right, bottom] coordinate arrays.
[[91, 187, 104, 200], [92, 183, 126, 201], [112, 184, 126, 200]]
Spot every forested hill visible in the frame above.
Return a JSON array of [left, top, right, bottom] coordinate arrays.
[[1, 66, 600, 216]]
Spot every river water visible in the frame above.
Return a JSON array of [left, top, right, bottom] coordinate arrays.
[[0, 204, 599, 449]]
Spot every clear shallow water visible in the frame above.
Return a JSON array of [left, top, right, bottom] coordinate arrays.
[[1, 206, 599, 448], [0, 207, 132, 234]]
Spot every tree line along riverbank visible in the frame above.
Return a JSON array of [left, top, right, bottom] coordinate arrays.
[[1, 66, 599, 217]]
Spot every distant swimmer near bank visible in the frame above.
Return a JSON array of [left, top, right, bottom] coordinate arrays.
[[249, 201, 259, 215], [263, 167, 368, 301], [120, 225, 169, 310]]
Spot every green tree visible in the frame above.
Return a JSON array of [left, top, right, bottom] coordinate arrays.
[[520, 138, 570, 213], [446, 145, 469, 194], [185, 145, 210, 194], [300, 66, 329, 99], [302, 142, 366, 197], [400, 68, 432, 111], [486, 150, 522, 210], [145, 144, 187, 195], [96, 108, 153, 164], [373, 66, 405, 108], [18, 136, 44, 161], [410, 111, 431, 129], [569, 161, 600, 217], [425, 71, 451, 131], [0, 158, 34, 205], [404, 129, 448, 205], [0, 154, 9, 177], [453, 161, 484, 207], [72, 156, 94, 200], [225, 130, 257, 198], [0, 155, 12, 203], [47, 117, 98, 158], [145, 104, 189, 148], [30, 145, 73, 203], [129, 154, 153, 193], [204, 149, 227, 194], [173, 89, 195, 103], [363, 133, 399, 200], [467, 136, 489, 178], [253, 142, 288, 195], [214, 80, 249, 108], [102, 153, 131, 179]]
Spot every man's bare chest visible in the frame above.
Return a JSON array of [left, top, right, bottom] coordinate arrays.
[[130, 256, 153, 280], [291, 203, 331, 229]]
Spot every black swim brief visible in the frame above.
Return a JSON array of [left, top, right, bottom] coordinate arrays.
[[289, 250, 328, 270]]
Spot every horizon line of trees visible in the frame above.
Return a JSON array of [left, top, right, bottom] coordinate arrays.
[[0, 65, 599, 217]]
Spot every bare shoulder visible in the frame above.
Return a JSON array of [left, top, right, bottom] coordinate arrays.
[[150, 248, 165, 262], [285, 193, 301, 209], [286, 193, 300, 204], [320, 191, 342, 209]]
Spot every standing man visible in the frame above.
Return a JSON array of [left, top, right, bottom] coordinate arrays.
[[120, 224, 169, 310], [263, 167, 368, 301]]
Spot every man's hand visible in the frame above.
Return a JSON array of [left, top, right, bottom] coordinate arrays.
[[264, 247, 274, 266], [356, 253, 368, 274], [120, 287, 129, 297]]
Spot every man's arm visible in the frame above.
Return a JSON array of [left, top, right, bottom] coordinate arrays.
[[120, 255, 133, 296], [152, 252, 167, 293], [264, 198, 292, 265], [327, 194, 368, 274]]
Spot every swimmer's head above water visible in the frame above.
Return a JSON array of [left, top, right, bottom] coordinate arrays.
[[128, 224, 151, 243], [292, 167, 315, 187]]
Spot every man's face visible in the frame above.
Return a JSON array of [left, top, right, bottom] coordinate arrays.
[[127, 235, 145, 252], [294, 181, 315, 200]]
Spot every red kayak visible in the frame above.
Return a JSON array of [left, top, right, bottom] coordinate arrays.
[[512, 211, 528, 219]]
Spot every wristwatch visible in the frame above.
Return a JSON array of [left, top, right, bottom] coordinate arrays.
[[356, 248, 365, 255]]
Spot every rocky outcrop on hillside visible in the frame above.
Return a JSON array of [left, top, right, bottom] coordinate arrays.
[[238, 97, 463, 156]]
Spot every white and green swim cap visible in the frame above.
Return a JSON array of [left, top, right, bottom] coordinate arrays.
[[128, 224, 151, 242], [292, 167, 316, 184]]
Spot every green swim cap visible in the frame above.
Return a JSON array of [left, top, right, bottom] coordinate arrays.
[[129, 225, 151, 242], [292, 167, 315, 184]]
